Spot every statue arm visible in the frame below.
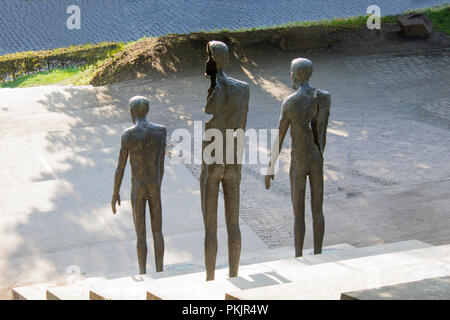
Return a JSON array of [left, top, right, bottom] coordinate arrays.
[[160, 129, 167, 185], [267, 102, 290, 176], [311, 91, 331, 155], [204, 84, 222, 115], [239, 86, 250, 131], [112, 134, 128, 213]]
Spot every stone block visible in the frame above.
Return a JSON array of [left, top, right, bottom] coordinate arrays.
[[225, 245, 450, 300], [398, 13, 433, 38], [143, 241, 429, 300], [341, 276, 450, 300]]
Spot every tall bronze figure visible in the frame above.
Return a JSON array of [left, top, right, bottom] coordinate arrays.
[[201, 41, 249, 281], [265, 58, 330, 257], [111, 96, 166, 274]]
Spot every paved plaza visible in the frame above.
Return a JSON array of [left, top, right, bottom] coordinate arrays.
[[0, 0, 448, 54], [1, 46, 449, 297]]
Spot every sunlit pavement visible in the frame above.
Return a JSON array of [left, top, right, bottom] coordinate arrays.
[[0, 48, 449, 298]]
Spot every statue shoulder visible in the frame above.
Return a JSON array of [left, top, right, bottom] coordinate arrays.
[[227, 76, 249, 91], [151, 122, 166, 130], [122, 126, 135, 137], [282, 92, 298, 112], [316, 89, 331, 106], [241, 80, 250, 92], [227, 75, 248, 86], [120, 126, 135, 145], [238, 79, 250, 91], [150, 123, 167, 137], [241, 81, 250, 99], [159, 125, 167, 138]]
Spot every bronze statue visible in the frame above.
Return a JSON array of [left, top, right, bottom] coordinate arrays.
[[111, 96, 166, 274], [201, 41, 249, 281], [265, 58, 330, 257]]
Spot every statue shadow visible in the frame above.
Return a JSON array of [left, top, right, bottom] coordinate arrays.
[[227, 271, 291, 290], [1, 78, 210, 298]]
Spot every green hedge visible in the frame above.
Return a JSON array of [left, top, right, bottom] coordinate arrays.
[[0, 42, 122, 80]]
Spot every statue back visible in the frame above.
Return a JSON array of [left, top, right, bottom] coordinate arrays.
[[123, 123, 166, 185], [205, 76, 249, 132]]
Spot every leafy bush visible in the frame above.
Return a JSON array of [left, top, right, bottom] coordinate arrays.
[[0, 42, 122, 80]]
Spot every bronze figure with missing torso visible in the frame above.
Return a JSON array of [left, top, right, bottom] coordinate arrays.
[[266, 58, 330, 257], [202, 41, 249, 281]]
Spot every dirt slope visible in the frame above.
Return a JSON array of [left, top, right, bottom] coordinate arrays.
[[90, 24, 450, 86]]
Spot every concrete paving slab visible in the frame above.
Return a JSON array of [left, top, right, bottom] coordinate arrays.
[[12, 284, 53, 301], [2, 48, 450, 299], [45, 246, 298, 300], [86, 241, 426, 300], [341, 276, 450, 300], [225, 245, 450, 300], [0, 83, 269, 299], [143, 240, 433, 300], [1, 153, 267, 299], [88, 243, 349, 300]]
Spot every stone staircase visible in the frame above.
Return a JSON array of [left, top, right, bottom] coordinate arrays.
[[13, 239, 449, 300], [11, 245, 299, 300], [226, 244, 450, 300]]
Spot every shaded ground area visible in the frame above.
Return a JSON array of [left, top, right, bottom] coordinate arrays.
[[0, 0, 448, 54], [0, 44, 449, 298], [90, 15, 450, 86], [0, 86, 268, 299]]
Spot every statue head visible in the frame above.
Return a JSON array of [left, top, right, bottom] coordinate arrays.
[[129, 96, 149, 123], [206, 40, 229, 70], [290, 58, 313, 90]]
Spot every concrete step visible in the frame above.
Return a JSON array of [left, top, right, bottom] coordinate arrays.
[[91, 240, 430, 300], [12, 262, 204, 300], [225, 244, 450, 300], [12, 283, 57, 301], [37, 245, 299, 300], [340, 276, 450, 300], [12, 240, 431, 300], [89, 244, 353, 300], [4, 155, 269, 299], [86, 245, 348, 300]]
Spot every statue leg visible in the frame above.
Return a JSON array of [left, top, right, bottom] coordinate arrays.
[[222, 165, 241, 278], [131, 186, 147, 274], [309, 160, 325, 254], [148, 186, 164, 272], [200, 164, 221, 281], [290, 164, 307, 257]]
